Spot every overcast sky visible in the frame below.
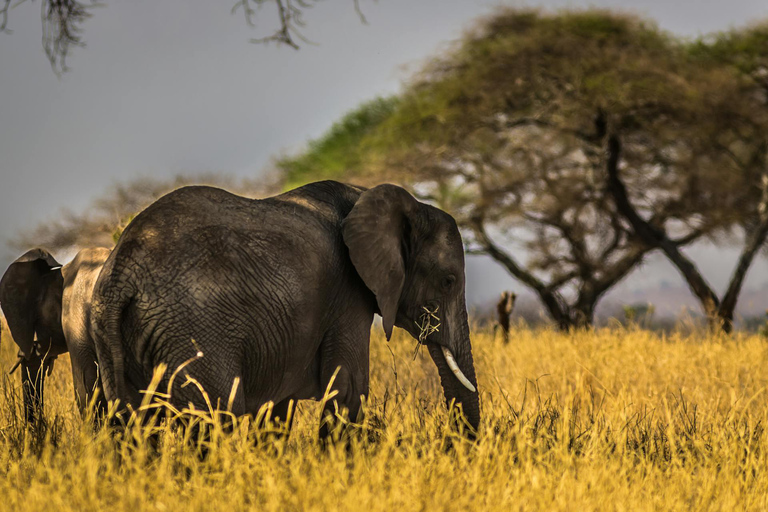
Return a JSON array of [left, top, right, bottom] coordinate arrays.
[[1, 0, 768, 314]]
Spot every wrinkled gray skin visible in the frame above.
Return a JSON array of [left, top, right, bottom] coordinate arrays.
[[91, 181, 480, 437], [0, 247, 110, 423]]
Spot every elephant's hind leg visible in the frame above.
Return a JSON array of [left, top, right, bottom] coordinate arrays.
[[69, 347, 105, 424]]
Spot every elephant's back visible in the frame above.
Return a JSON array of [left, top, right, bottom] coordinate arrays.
[[98, 181, 359, 340], [114, 186, 253, 254], [61, 247, 110, 346], [109, 182, 362, 279]]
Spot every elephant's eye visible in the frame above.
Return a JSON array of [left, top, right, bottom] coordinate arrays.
[[441, 274, 456, 292]]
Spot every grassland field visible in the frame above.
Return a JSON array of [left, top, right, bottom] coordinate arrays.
[[1, 324, 767, 511]]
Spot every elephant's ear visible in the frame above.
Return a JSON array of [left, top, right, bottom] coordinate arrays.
[[342, 184, 419, 340], [0, 249, 62, 356], [14, 248, 61, 268]]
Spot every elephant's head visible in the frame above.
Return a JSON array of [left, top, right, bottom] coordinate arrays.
[[0, 248, 65, 359], [0, 249, 66, 422], [343, 184, 480, 435]]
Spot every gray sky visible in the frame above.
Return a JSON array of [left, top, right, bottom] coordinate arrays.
[[2, 0, 768, 315]]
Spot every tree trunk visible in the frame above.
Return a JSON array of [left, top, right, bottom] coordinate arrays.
[[606, 133, 768, 332], [718, 219, 768, 333], [571, 297, 597, 329], [495, 291, 516, 342]]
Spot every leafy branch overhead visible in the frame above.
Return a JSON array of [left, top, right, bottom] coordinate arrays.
[[1, 0, 94, 74], [232, 0, 324, 49], [278, 8, 768, 330], [1, 0, 368, 74]]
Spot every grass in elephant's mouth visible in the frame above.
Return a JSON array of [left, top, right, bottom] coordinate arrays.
[[413, 304, 440, 360], [1, 326, 768, 511]]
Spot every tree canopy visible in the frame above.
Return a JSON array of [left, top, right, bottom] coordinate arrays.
[[279, 8, 768, 329], [279, 96, 399, 190]]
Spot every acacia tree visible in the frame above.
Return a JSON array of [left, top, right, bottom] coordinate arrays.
[[279, 9, 767, 329], [600, 25, 768, 332], [1, 0, 369, 74], [12, 173, 276, 253], [280, 96, 399, 189]]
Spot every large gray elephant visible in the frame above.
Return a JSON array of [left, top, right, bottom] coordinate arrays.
[[0, 247, 110, 423], [91, 181, 480, 438]]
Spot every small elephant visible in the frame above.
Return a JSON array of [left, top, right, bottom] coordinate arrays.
[[92, 181, 479, 437], [0, 247, 110, 422]]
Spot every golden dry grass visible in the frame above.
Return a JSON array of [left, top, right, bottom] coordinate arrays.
[[1, 325, 768, 511]]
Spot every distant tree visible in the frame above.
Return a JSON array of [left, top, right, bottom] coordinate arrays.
[[11, 173, 277, 253], [280, 9, 765, 329], [1, 0, 370, 74]]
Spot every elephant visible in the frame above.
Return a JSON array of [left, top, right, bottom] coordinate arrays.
[[91, 181, 480, 438], [0, 247, 110, 423]]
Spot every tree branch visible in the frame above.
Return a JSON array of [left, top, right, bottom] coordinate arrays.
[[718, 173, 768, 331], [604, 133, 722, 320], [470, 217, 572, 329], [592, 245, 649, 299], [353, 0, 368, 25], [39, 0, 96, 75], [522, 211, 592, 277], [670, 228, 704, 246], [1, 0, 12, 33], [545, 270, 579, 291], [4, 1, 354, 73]]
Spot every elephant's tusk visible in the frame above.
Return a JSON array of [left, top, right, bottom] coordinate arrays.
[[441, 346, 476, 393], [8, 355, 24, 375], [45, 357, 56, 377]]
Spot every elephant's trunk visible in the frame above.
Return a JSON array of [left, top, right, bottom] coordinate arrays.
[[427, 301, 480, 436]]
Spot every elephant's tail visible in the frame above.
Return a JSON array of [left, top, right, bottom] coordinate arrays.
[[92, 266, 134, 413], [105, 294, 131, 411]]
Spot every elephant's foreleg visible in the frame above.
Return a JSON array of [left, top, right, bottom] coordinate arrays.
[[271, 398, 296, 432], [316, 319, 371, 445], [20, 357, 45, 424], [318, 365, 366, 443], [252, 398, 296, 445]]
